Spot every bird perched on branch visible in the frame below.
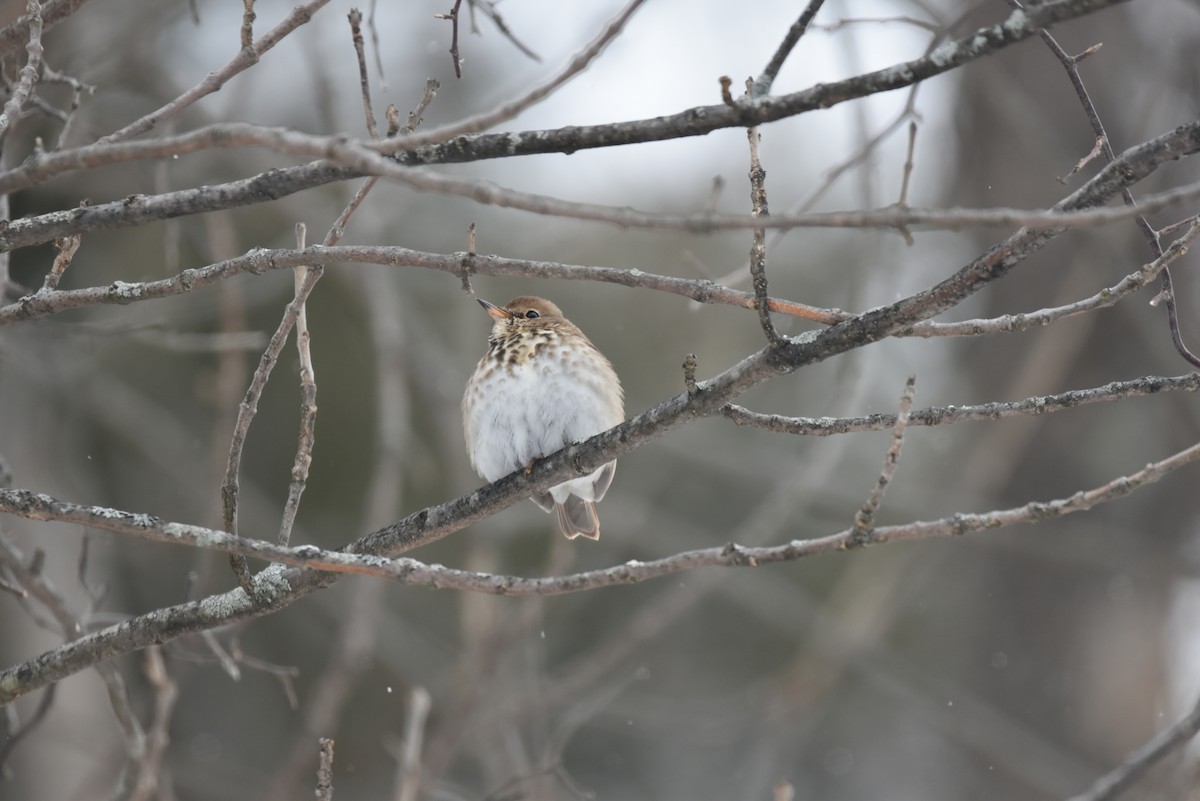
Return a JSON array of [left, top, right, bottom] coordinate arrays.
[[463, 296, 624, 540]]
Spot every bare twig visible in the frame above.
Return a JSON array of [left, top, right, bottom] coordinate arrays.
[[0, 683, 54, 772], [895, 120, 919, 244], [0, 528, 146, 791], [1066, 692, 1200, 801], [746, 126, 781, 345], [850, 375, 916, 542], [40, 234, 80, 291], [3, 434, 1200, 596], [0, 244, 847, 328], [436, 0, 465, 78], [367, 0, 386, 88], [0, 0, 91, 58], [128, 648, 177, 801], [811, 15, 941, 34], [751, 0, 827, 96], [99, 0, 330, 143], [395, 687, 431, 801], [240, 0, 255, 48], [682, 353, 698, 397], [898, 121, 918, 206], [469, 0, 541, 63], [40, 66, 93, 151], [1060, 135, 1105, 183], [315, 738, 335, 801], [385, 0, 644, 151], [198, 630, 241, 680], [0, 0, 44, 150], [400, 80, 439, 135], [723, 374, 1200, 436], [229, 647, 300, 708], [221, 257, 325, 593], [348, 9, 378, 139], [0, 573, 26, 598], [1008, 0, 1200, 367], [8, 206, 1197, 338], [909, 216, 1200, 337], [4, 200, 1196, 340], [277, 223, 319, 548], [719, 75, 735, 107]]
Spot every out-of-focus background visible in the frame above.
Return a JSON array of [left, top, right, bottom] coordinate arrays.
[[3, 1, 1200, 799]]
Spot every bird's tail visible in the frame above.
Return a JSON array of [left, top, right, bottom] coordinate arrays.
[[556, 497, 600, 540]]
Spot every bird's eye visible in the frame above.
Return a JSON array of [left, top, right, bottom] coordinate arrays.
[[525, 310, 540, 319]]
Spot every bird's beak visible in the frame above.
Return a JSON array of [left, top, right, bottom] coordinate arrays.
[[477, 298, 512, 321]]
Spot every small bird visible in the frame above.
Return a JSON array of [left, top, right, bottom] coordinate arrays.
[[463, 296, 624, 540]]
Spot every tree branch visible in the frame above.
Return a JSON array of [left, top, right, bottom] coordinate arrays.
[[723, 373, 1200, 436], [0, 114, 1196, 254], [0, 428, 1195, 610]]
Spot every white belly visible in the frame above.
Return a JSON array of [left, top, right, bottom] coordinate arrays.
[[463, 349, 622, 493]]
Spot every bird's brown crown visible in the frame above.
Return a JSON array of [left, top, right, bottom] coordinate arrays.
[[498, 296, 565, 320]]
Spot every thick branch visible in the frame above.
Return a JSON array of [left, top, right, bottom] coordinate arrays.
[[0, 115, 1196, 254]]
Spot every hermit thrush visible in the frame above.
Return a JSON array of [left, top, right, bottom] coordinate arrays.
[[462, 296, 624, 540]]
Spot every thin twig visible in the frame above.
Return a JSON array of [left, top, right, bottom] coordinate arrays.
[[469, 0, 541, 63], [723, 374, 1200, 436], [1008, 0, 1200, 367], [0, 683, 54, 772], [198, 630, 240, 680], [0, 528, 146, 788], [751, 0, 827, 96], [127, 647, 177, 801], [898, 120, 918, 206], [0, 180, 1191, 347], [348, 9, 378, 139], [10, 215, 1197, 333], [713, 3, 974, 289], [277, 223, 319, 548], [400, 80, 439, 135], [438, 0, 465, 78], [395, 687, 431, 801], [41, 66, 93, 151], [384, 0, 645, 151], [812, 15, 941, 34], [746, 125, 780, 344], [240, 0, 255, 48], [682, 353, 698, 397], [909, 216, 1200, 337], [1060, 135, 1105, 183], [99, 0, 330, 143], [0, 0, 44, 151], [40, 234, 80, 291], [367, 0, 387, 89], [850, 376, 916, 543], [895, 120, 919, 244], [1066, 692, 1200, 801], [221, 262, 324, 593], [315, 738, 335, 801], [0, 0, 91, 58]]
